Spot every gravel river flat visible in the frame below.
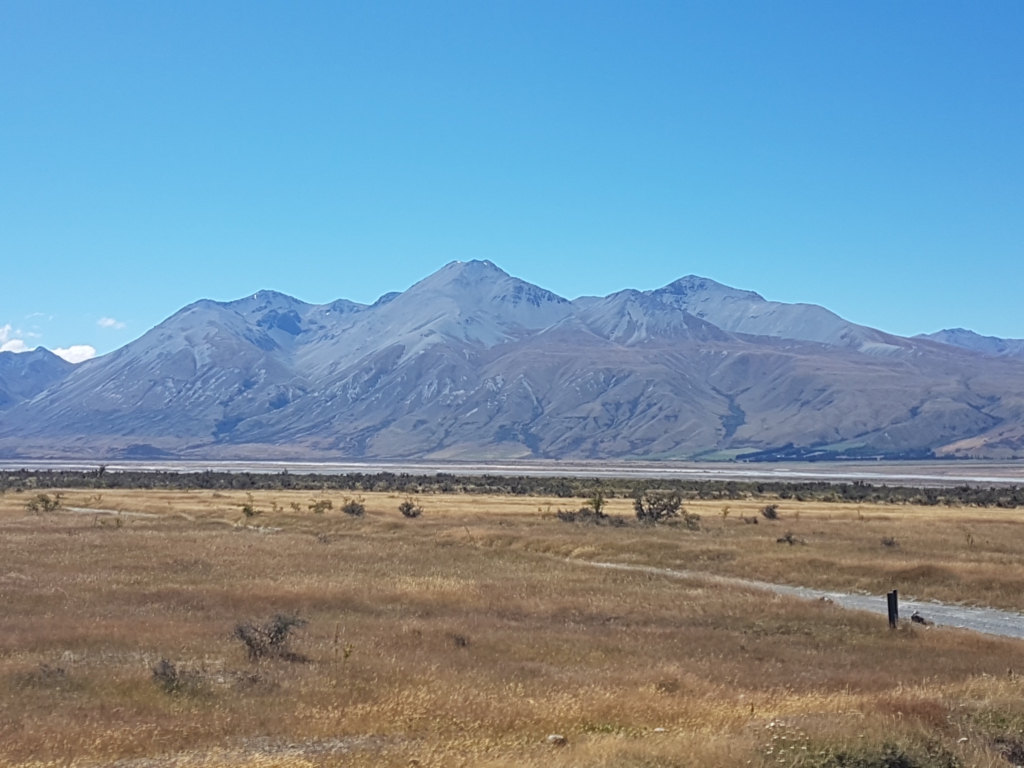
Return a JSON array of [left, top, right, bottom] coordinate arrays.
[[4, 458, 1024, 486]]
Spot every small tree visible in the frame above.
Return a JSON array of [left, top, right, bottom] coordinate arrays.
[[398, 498, 423, 518], [634, 490, 682, 524], [585, 491, 606, 515]]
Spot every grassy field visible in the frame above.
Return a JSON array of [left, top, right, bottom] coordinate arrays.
[[3, 488, 1024, 767]]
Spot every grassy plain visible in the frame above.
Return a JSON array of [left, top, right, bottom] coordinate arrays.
[[3, 488, 1024, 767]]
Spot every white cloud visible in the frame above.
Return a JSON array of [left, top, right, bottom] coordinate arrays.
[[0, 339, 31, 353], [0, 324, 31, 354], [3, 323, 96, 363], [53, 345, 97, 364], [97, 317, 126, 330]]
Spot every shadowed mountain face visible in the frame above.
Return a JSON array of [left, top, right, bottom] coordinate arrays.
[[3, 260, 1024, 461]]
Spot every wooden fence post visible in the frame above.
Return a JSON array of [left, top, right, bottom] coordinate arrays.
[[887, 590, 899, 629]]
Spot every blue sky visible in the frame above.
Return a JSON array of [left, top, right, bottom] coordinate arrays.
[[1, 1, 1022, 360]]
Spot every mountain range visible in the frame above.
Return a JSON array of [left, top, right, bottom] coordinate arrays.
[[3, 260, 1024, 462]]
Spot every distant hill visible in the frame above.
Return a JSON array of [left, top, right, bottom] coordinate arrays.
[[0, 348, 74, 411], [2, 260, 1024, 461], [916, 328, 1024, 358]]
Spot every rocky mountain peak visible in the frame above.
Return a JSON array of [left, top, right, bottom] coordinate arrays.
[[222, 290, 311, 316], [659, 275, 764, 302], [918, 329, 1024, 358], [391, 260, 573, 334]]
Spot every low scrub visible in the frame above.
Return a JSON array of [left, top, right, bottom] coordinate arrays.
[[796, 743, 960, 768], [341, 497, 366, 517], [26, 493, 61, 513], [633, 490, 700, 529], [151, 659, 202, 695], [555, 507, 626, 526], [398, 498, 423, 518], [233, 614, 309, 662], [308, 499, 333, 514]]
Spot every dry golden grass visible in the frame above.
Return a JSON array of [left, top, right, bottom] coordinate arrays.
[[2, 488, 1024, 766]]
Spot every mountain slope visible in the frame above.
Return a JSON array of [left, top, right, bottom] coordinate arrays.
[[0, 348, 74, 410], [0, 299, 310, 456], [292, 260, 575, 379], [568, 289, 737, 346], [653, 276, 903, 351], [2, 260, 1024, 461]]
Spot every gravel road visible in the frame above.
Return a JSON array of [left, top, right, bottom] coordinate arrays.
[[579, 560, 1024, 641]]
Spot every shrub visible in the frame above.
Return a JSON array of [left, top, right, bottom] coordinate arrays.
[[308, 499, 333, 514], [151, 658, 199, 694], [555, 508, 579, 522], [556, 506, 627, 526], [342, 497, 366, 517], [233, 614, 309, 662], [631, 490, 700, 529], [241, 492, 258, 518], [804, 742, 956, 768], [677, 508, 702, 530], [761, 504, 780, 521], [398, 499, 423, 518], [15, 663, 73, 691], [776, 532, 804, 545], [634, 490, 682, 524], [26, 493, 61, 513]]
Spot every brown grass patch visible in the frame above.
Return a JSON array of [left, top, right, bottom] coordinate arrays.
[[1, 489, 1024, 766]]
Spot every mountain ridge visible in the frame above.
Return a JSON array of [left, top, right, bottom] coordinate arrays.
[[916, 328, 1024, 359], [3, 260, 1024, 462]]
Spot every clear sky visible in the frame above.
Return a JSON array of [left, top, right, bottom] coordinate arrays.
[[2, 1, 1022, 360]]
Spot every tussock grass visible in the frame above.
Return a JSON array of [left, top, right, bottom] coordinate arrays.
[[1, 489, 1024, 766]]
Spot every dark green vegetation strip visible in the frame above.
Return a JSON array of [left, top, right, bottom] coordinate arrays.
[[2, 469, 1024, 507]]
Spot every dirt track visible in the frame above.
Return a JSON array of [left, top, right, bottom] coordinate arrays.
[[581, 560, 1024, 640]]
